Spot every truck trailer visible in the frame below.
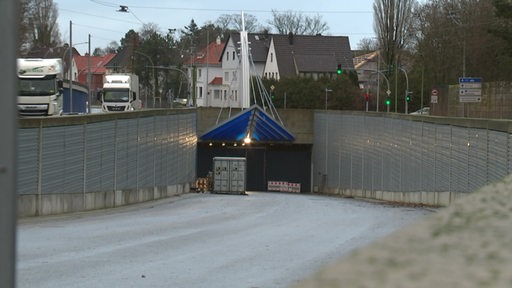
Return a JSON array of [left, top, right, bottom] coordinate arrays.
[[101, 74, 142, 112], [17, 58, 64, 116]]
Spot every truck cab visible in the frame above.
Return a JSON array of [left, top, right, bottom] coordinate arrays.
[[17, 58, 64, 116], [101, 74, 142, 112]]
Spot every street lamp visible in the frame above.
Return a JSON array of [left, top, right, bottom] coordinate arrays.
[[399, 67, 410, 114], [367, 71, 391, 112], [449, 11, 466, 77], [134, 51, 155, 108], [325, 88, 332, 110], [147, 65, 192, 107], [65, 20, 88, 114]]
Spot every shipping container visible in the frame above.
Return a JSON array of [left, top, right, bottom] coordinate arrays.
[[212, 157, 246, 194]]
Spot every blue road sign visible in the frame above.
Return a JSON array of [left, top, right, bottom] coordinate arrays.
[[459, 77, 482, 83]]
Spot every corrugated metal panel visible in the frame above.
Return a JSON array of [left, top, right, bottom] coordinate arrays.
[[115, 119, 138, 190], [313, 113, 512, 195], [17, 129, 40, 194], [421, 123, 437, 192], [450, 127, 469, 192], [41, 126, 84, 194], [85, 121, 115, 192], [434, 125, 451, 192], [138, 117, 155, 188], [488, 130, 508, 183], [17, 111, 197, 196], [468, 128, 487, 192]]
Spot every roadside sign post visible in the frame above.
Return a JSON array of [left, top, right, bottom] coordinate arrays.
[[459, 77, 482, 103]]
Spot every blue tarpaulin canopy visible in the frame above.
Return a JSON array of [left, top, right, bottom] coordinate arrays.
[[200, 105, 295, 143]]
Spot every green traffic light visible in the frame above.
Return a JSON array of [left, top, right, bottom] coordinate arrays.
[[386, 99, 391, 105]]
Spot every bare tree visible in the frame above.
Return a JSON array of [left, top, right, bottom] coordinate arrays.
[[18, 0, 31, 54], [373, 0, 415, 70], [357, 37, 379, 51], [215, 13, 261, 32], [139, 22, 161, 41], [268, 10, 329, 35], [24, 0, 62, 51]]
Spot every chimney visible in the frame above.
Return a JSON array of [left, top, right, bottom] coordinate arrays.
[[288, 32, 294, 45]]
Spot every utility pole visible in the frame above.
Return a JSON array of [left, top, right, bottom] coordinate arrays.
[[325, 88, 332, 110]]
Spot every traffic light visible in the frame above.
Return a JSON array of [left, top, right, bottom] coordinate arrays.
[[364, 93, 369, 101], [336, 64, 342, 75], [406, 91, 412, 101], [385, 98, 391, 105]]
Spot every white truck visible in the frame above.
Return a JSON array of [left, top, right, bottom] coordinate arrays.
[[101, 74, 142, 112], [17, 58, 64, 116]]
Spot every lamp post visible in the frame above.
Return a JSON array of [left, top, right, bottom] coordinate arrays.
[[65, 20, 88, 114], [367, 71, 391, 112], [325, 88, 332, 110], [147, 65, 192, 107], [449, 11, 466, 77], [134, 51, 155, 108], [399, 67, 410, 114]]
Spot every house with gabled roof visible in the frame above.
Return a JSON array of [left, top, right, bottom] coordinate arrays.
[[264, 33, 354, 80], [73, 53, 116, 102], [201, 32, 354, 108], [184, 36, 225, 107]]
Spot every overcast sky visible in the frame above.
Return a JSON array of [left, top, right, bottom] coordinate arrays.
[[53, 0, 376, 55]]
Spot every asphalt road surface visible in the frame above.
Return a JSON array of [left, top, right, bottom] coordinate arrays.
[[17, 192, 433, 288]]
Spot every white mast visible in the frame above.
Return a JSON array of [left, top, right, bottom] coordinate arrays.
[[240, 12, 250, 109]]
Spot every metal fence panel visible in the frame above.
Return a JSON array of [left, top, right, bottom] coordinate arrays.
[[85, 121, 116, 193], [313, 112, 512, 194], [41, 126, 84, 194], [115, 119, 138, 190], [488, 130, 509, 183], [467, 128, 488, 192], [17, 111, 197, 196], [138, 117, 155, 188], [17, 129, 39, 195]]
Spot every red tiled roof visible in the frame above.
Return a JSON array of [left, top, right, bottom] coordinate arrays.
[[74, 53, 116, 74], [209, 77, 223, 85], [184, 39, 225, 66]]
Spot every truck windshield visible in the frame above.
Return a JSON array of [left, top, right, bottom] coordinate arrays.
[[103, 89, 130, 102], [19, 77, 57, 96]]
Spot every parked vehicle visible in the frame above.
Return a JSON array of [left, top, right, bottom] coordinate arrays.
[[17, 58, 64, 116], [410, 107, 430, 115], [101, 74, 142, 112]]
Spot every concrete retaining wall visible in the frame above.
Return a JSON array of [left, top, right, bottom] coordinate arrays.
[[317, 187, 468, 207], [18, 184, 189, 217]]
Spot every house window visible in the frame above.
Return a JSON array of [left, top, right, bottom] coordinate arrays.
[[198, 69, 202, 78], [232, 51, 235, 60], [224, 72, 229, 82], [198, 86, 203, 98], [271, 53, 273, 62], [226, 52, 229, 61], [214, 90, 220, 99]]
